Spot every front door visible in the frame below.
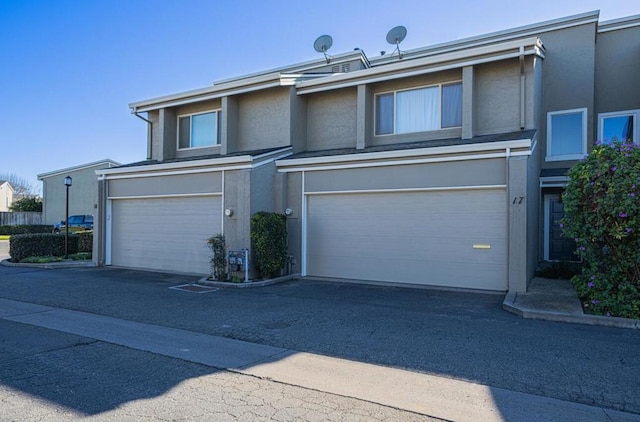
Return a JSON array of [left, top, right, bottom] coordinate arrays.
[[546, 195, 577, 261]]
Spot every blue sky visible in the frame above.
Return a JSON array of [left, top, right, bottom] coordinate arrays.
[[1, 0, 638, 193]]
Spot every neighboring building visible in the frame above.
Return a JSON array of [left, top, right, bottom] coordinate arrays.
[[95, 11, 640, 293], [38, 160, 121, 225], [0, 181, 15, 212]]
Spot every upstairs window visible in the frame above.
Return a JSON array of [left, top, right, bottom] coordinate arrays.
[[375, 82, 462, 136], [598, 110, 638, 145], [546, 108, 587, 161], [178, 111, 220, 149]]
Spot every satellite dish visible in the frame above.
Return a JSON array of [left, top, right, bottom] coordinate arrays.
[[314, 35, 333, 63], [386, 26, 407, 59], [386, 26, 407, 45]]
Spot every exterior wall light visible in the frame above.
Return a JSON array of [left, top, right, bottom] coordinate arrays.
[[284, 208, 293, 216], [225, 208, 234, 217]]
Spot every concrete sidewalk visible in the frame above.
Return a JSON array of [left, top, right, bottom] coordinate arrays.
[[503, 278, 640, 329], [2, 297, 638, 422]]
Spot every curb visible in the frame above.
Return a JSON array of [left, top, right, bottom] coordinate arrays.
[[198, 273, 299, 288], [1, 258, 95, 270], [503, 292, 640, 330]]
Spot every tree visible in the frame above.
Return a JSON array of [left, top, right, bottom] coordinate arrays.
[[9, 197, 42, 212], [561, 139, 640, 319], [0, 173, 36, 198]]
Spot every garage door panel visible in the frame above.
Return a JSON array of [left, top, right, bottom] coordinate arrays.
[[111, 197, 221, 274], [308, 213, 505, 238], [311, 234, 506, 264], [306, 190, 507, 290]]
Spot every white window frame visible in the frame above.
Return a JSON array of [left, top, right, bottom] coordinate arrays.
[[598, 109, 639, 145], [177, 110, 221, 151], [374, 81, 462, 137], [546, 108, 588, 162]]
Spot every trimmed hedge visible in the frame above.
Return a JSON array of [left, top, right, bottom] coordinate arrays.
[[250, 211, 287, 279], [77, 231, 93, 253], [0, 225, 54, 235], [9, 233, 79, 262]]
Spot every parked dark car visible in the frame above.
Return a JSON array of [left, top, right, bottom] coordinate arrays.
[[53, 215, 94, 234]]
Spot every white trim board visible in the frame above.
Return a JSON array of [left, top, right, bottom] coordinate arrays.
[[304, 185, 507, 196], [38, 159, 121, 180], [107, 193, 223, 200], [277, 139, 532, 171], [97, 148, 292, 180]]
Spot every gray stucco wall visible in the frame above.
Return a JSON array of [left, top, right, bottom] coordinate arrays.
[[148, 110, 161, 161], [527, 137, 541, 284], [160, 108, 177, 161], [237, 87, 290, 152], [304, 158, 506, 193], [283, 172, 303, 275], [475, 59, 522, 135], [595, 26, 640, 117], [306, 88, 357, 151], [539, 22, 597, 169], [41, 164, 110, 225], [108, 172, 223, 198], [222, 169, 251, 253], [289, 87, 308, 154], [250, 162, 277, 215]]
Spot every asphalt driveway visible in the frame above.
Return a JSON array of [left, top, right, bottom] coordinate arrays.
[[0, 265, 638, 415]]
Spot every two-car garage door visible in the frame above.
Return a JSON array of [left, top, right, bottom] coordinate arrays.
[[306, 189, 507, 291], [110, 196, 221, 274]]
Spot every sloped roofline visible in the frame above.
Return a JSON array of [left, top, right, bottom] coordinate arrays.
[[369, 10, 599, 65], [129, 50, 369, 112], [598, 13, 640, 33], [37, 159, 122, 180]]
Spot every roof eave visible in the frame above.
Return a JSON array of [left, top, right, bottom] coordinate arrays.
[[296, 37, 544, 95]]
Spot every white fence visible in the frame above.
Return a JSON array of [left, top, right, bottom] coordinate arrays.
[[0, 212, 43, 226]]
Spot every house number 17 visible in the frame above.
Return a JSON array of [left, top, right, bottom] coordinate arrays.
[[512, 196, 525, 204]]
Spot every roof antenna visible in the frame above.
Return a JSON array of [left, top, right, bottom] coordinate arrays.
[[386, 26, 407, 59], [313, 35, 333, 63]]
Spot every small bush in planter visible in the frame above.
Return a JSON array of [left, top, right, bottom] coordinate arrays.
[[207, 234, 227, 281], [251, 211, 287, 279]]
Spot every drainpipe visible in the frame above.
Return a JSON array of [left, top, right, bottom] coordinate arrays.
[[519, 46, 526, 130], [131, 107, 153, 160]]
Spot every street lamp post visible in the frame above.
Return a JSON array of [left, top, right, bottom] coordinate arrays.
[[64, 176, 72, 259]]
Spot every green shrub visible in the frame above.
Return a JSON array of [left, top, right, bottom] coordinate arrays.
[[9, 233, 79, 262], [251, 211, 287, 279], [561, 140, 640, 319], [77, 231, 93, 252], [0, 225, 53, 235], [9, 197, 42, 212], [207, 234, 227, 281]]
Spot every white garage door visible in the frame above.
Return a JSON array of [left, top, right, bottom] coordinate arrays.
[[110, 196, 222, 274], [306, 189, 507, 290]]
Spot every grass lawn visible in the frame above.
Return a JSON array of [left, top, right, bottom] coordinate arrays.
[[0, 235, 10, 240]]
